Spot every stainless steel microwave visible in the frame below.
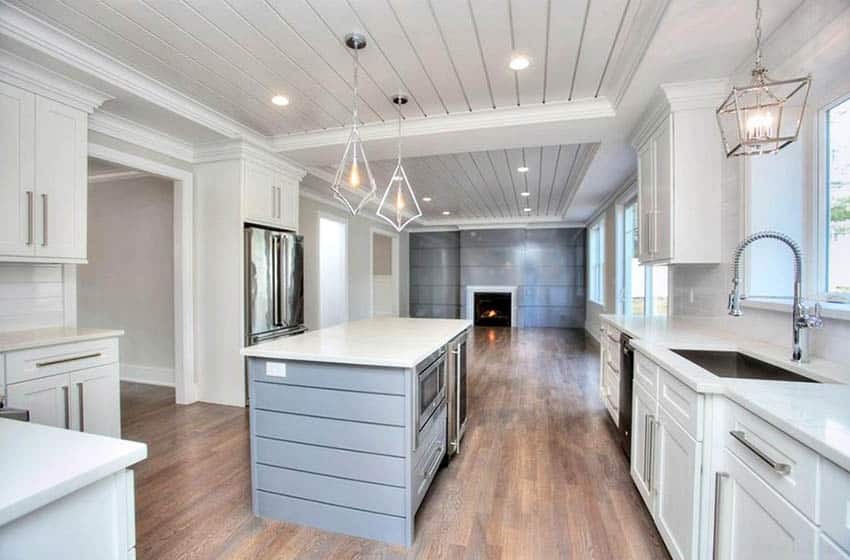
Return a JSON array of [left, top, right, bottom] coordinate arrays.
[[415, 348, 447, 438]]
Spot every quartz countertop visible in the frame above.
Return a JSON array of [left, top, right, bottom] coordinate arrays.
[[0, 327, 124, 353], [0, 419, 147, 526], [601, 314, 850, 471], [241, 317, 472, 368]]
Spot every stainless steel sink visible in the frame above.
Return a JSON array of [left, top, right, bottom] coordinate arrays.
[[670, 349, 819, 383]]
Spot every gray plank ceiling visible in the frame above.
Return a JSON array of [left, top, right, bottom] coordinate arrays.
[[10, 0, 632, 137], [361, 144, 589, 221]]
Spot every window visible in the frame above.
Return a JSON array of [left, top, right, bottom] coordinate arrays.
[[620, 197, 668, 316], [588, 218, 605, 304], [826, 96, 850, 295]]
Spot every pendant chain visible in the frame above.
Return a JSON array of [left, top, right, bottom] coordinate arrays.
[[396, 94, 403, 162], [754, 0, 763, 71]]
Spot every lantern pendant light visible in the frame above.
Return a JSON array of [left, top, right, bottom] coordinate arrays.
[[716, 0, 811, 157], [376, 94, 422, 232], [331, 33, 377, 215]]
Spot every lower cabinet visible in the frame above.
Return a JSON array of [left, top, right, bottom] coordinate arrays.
[[713, 449, 816, 559], [6, 373, 72, 429], [71, 364, 121, 437], [630, 383, 656, 508]]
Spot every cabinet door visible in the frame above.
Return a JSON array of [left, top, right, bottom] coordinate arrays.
[[654, 409, 702, 560], [34, 96, 87, 259], [637, 141, 654, 263], [244, 163, 277, 226], [275, 178, 298, 230], [714, 449, 816, 560], [652, 116, 673, 261], [70, 363, 121, 438], [599, 328, 607, 400], [630, 384, 657, 509], [5, 374, 72, 429], [0, 82, 35, 257]]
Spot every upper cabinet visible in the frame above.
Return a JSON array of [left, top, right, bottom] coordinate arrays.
[[0, 81, 90, 263], [632, 80, 727, 265], [243, 160, 299, 232]]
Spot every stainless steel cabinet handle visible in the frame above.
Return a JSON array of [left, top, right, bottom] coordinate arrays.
[[651, 419, 660, 494], [36, 352, 102, 368], [712, 472, 728, 560], [646, 414, 656, 492], [63, 385, 70, 429], [729, 430, 792, 475], [41, 193, 47, 246], [644, 414, 652, 486], [78, 382, 85, 432], [26, 191, 34, 245], [422, 443, 444, 479]]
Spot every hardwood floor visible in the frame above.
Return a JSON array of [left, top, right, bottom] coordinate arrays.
[[121, 327, 669, 559]]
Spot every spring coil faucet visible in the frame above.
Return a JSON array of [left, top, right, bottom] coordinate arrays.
[[728, 230, 822, 362]]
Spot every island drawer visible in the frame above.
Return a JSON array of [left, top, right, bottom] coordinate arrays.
[[255, 437, 406, 486], [5, 338, 118, 385], [254, 410, 406, 456], [634, 352, 658, 398], [256, 464, 405, 516], [658, 368, 703, 439], [253, 382, 405, 426], [249, 359, 405, 395], [256, 491, 406, 545], [413, 407, 447, 513]]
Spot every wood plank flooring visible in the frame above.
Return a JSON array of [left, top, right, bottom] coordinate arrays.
[[121, 327, 669, 559]]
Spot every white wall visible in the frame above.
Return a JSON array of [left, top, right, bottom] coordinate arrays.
[[77, 175, 175, 386], [299, 194, 409, 331]]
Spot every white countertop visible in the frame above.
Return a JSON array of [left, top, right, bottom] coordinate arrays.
[[0, 327, 124, 353], [241, 317, 473, 368], [0, 419, 147, 526], [601, 314, 850, 471]]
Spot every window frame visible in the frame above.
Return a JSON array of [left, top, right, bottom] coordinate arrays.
[[616, 192, 669, 317], [588, 216, 605, 305]]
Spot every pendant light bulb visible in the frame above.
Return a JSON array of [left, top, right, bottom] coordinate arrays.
[[349, 156, 361, 188], [377, 94, 422, 232]]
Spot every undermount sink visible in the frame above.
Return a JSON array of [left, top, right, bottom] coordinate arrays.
[[670, 349, 819, 383]]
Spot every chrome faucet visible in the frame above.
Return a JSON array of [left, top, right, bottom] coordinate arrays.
[[728, 230, 823, 363]]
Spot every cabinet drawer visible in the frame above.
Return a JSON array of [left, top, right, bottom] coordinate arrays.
[[821, 459, 850, 550], [634, 352, 658, 398], [720, 399, 818, 520], [658, 368, 703, 440], [605, 336, 621, 373], [413, 408, 446, 514], [604, 361, 620, 417], [6, 338, 118, 384], [415, 404, 446, 461]]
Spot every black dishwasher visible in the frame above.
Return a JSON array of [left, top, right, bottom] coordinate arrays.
[[618, 333, 634, 458]]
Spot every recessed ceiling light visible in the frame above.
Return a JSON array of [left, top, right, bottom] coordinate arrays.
[[523, 207, 532, 212], [520, 191, 531, 197], [517, 166, 529, 173], [442, 210, 451, 216], [422, 196, 432, 202], [509, 54, 530, 71], [271, 95, 290, 106]]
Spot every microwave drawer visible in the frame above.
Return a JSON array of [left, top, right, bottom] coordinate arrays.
[[414, 403, 446, 461], [413, 405, 447, 513]]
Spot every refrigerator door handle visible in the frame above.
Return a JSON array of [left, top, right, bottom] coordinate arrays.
[[280, 234, 290, 327], [272, 235, 281, 326]]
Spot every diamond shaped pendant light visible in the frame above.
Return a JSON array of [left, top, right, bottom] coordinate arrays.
[[377, 95, 422, 232], [716, 0, 811, 157], [331, 33, 377, 215]]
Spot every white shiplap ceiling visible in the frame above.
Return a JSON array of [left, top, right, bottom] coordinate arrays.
[[9, 0, 635, 136]]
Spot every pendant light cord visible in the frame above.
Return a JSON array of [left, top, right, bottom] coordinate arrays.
[[396, 94, 403, 162], [754, 0, 763, 72], [352, 47, 359, 130]]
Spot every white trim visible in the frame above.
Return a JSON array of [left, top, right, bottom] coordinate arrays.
[[586, 172, 637, 225], [413, 217, 587, 230], [121, 364, 176, 387], [273, 98, 615, 152], [87, 142, 197, 405], [0, 48, 111, 112], [88, 112, 195, 163], [194, 139, 306, 181], [317, 211, 349, 329], [742, 298, 850, 322], [465, 286, 519, 328], [559, 143, 602, 216], [87, 170, 149, 184], [368, 228, 400, 318]]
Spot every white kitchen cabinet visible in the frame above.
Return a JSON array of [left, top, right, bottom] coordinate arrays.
[[70, 363, 121, 438], [243, 161, 298, 231], [632, 81, 725, 265], [631, 382, 656, 509], [713, 449, 816, 560], [0, 81, 88, 262], [5, 373, 72, 429], [654, 409, 701, 560]]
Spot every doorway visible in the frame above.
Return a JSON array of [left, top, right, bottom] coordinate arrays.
[[370, 229, 399, 317], [319, 214, 349, 328]]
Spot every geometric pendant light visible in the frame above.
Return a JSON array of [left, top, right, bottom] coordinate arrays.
[[331, 32, 377, 214], [716, 0, 811, 157], [376, 94, 422, 232]]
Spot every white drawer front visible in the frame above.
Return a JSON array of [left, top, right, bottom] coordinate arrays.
[[603, 361, 620, 425], [605, 336, 621, 373], [658, 368, 703, 440], [720, 399, 818, 520], [821, 459, 850, 550], [6, 338, 119, 385], [635, 352, 659, 399]]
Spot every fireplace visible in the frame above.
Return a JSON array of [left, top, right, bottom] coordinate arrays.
[[474, 292, 512, 327]]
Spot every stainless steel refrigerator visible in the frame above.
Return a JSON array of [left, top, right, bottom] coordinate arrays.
[[244, 225, 306, 345]]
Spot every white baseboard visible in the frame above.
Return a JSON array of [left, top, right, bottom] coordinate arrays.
[[121, 363, 175, 387]]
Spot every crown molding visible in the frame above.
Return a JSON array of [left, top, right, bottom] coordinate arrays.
[[272, 97, 616, 153], [88, 170, 149, 184], [194, 139, 307, 182], [558, 143, 602, 216], [89, 111, 195, 163], [0, 48, 111, 112], [0, 2, 262, 141]]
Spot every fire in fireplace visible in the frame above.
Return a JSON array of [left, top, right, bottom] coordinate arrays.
[[474, 292, 511, 327]]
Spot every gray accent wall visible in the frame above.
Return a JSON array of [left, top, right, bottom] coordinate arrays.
[[409, 228, 586, 327]]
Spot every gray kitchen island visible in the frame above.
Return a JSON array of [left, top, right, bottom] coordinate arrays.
[[241, 317, 472, 546]]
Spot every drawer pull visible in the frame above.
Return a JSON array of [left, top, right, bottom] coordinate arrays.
[[712, 472, 728, 560], [422, 442, 444, 480], [729, 430, 792, 475], [36, 352, 102, 368]]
